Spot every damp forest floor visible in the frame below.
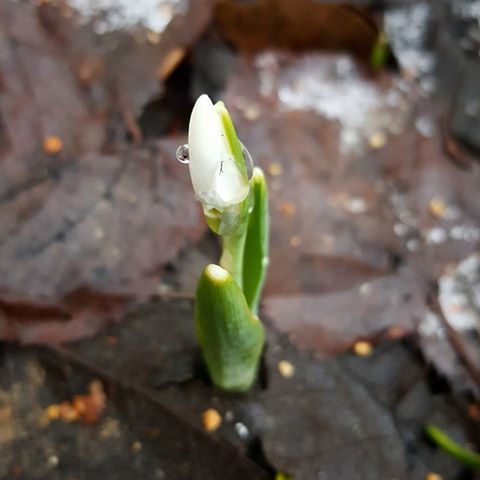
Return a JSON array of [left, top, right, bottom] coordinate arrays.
[[0, 297, 478, 480], [1, 0, 480, 479]]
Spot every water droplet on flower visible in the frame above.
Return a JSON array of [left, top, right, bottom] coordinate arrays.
[[176, 144, 190, 164], [240, 142, 253, 179]]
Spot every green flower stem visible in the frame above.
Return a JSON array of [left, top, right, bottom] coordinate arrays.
[[220, 228, 247, 290], [425, 425, 480, 470]]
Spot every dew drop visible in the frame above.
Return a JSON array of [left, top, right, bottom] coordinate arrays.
[[176, 144, 190, 164], [234, 422, 249, 439], [240, 142, 253, 179]]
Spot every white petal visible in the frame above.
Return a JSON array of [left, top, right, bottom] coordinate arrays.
[[188, 95, 224, 205], [215, 156, 249, 205], [188, 95, 248, 211]]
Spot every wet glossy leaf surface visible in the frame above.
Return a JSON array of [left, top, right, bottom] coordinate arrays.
[[0, 0, 210, 342], [1, 0, 480, 478]]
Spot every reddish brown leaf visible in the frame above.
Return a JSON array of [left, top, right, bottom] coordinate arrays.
[[264, 270, 427, 355], [0, 1, 210, 343], [215, 0, 378, 59]]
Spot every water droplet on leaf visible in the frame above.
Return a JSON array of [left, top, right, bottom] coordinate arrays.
[[176, 144, 190, 164], [240, 142, 253, 179]]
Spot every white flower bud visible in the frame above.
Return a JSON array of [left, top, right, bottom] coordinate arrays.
[[188, 95, 249, 212]]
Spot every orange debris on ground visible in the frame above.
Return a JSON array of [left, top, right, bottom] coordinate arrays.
[[106, 335, 118, 347], [277, 360, 295, 378], [368, 131, 386, 149], [202, 408, 222, 433], [280, 202, 296, 216], [289, 235, 302, 247], [468, 403, 480, 422], [386, 325, 406, 340], [268, 162, 283, 177], [428, 198, 446, 218], [44, 379, 106, 425], [42, 135, 63, 155], [353, 340, 373, 357]]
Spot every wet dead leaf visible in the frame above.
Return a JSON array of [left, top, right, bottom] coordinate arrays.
[[0, 1, 208, 343], [264, 270, 426, 355], [215, 0, 378, 59]]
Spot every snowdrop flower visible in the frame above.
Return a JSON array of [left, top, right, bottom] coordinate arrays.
[[186, 95, 250, 213]]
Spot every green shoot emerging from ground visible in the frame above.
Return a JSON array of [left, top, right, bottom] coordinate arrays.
[[177, 95, 269, 392], [425, 425, 480, 470]]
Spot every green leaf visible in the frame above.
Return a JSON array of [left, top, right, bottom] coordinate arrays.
[[275, 473, 294, 480], [370, 32, 389, 70], [214, 100, 248, 182], [195, 264, 265, 392], [242, 167, 269, 314], [425, 424, 480, 470]]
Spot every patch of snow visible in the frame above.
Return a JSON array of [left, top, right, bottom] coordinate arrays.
[[68, 0, 186, 34]]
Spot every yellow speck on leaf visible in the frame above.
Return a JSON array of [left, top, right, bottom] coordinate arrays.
[[353, 341, 373, 357], [428, 198, 446, 218], [45, 404, 61, 421], [280, 202, 296, 217], [278, 360, 295, 378], [43, 135, 63, 155], [369, 132, 386, 149], [132, 441, 142, 453]]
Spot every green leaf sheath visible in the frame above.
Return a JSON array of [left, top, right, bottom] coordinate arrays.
[[242, 167, 269, 314], [425, 425, 480, 470], [195, 264, 265, 392]]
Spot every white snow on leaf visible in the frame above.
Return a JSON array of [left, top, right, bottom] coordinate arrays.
[[439, 253, 480, 331], [68, 0, 187, 34]]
